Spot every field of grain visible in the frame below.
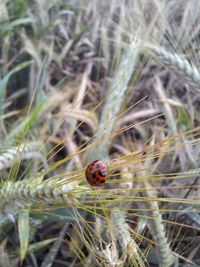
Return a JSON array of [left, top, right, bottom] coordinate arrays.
[[0, 1, 200, 266]]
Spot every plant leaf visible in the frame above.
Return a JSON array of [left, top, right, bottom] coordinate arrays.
[[0, 17, 34, 37], [27, 238, 57, 254], [177, 106, 191, 128], [0, 61, 32, 114], [41, 223, 69, 267], [18, 209, 30, 261]]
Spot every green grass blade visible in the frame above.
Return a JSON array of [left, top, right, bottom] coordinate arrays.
[[0, 17, 35, 37], [18, 209, 30, 261], [27, 238, 57, 254], [41, 223, 69, 267], [0, 61, 32, 114]]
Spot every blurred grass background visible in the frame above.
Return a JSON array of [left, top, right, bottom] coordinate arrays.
[[0, 0, 200, 266]]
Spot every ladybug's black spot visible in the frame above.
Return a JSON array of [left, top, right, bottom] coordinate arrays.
[[95, 177, 100, 182], [93, 173, 96, 179], [98, 170, 103, 177]]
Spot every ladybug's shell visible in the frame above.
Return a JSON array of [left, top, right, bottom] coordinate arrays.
[[85, 160, 108, 186]]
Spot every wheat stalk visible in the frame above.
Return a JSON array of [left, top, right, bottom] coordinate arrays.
[[143, 43, 200, 94], [0, 177, 83, 210], [144, 182, 175, 267], [111, 207, 146, 267], [0, 141, 44, 170], [85, 40, 149, 264], [87, 41, 140, 161]]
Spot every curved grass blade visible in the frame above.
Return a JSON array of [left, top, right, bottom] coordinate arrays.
[[0, 61, 32, 115]]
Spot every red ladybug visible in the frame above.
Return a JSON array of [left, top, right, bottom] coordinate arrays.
[[85, 160, 108, 186]]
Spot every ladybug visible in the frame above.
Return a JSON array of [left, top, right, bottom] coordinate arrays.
[[85, 160, 108, 186]]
